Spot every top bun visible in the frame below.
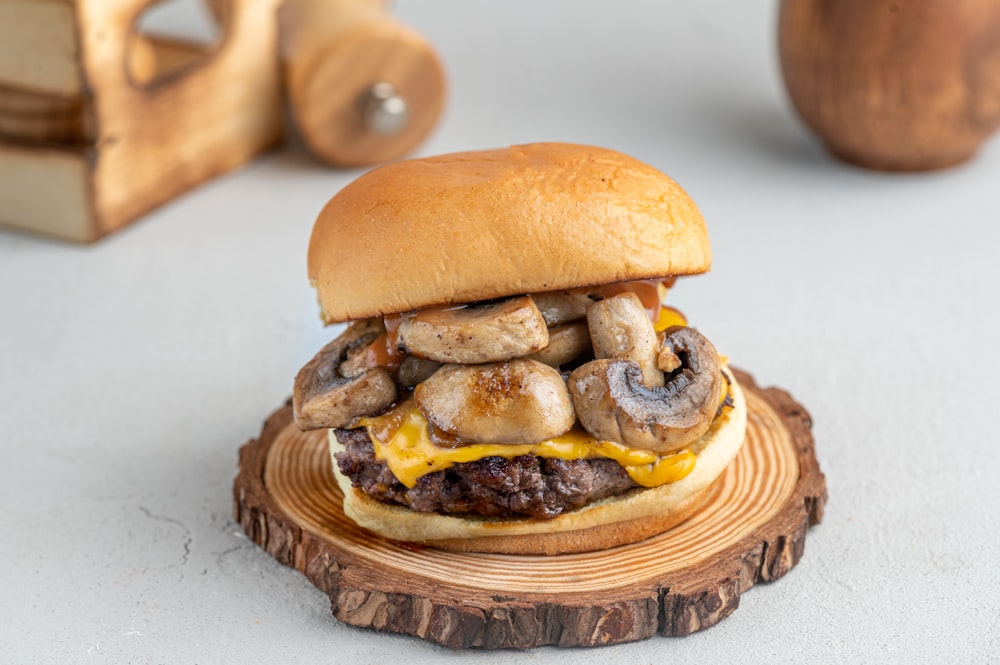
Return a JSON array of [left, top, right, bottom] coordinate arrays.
[[308, 143, 711, 323]]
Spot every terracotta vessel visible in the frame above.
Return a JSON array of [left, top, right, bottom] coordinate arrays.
[[778, 0, 1000, 171]]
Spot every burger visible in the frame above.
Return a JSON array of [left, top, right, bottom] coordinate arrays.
[[292, 142, 747, 555]]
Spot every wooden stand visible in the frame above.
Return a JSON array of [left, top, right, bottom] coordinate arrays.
[[0, 0, 284, 242], [233, 370, 827, 648]]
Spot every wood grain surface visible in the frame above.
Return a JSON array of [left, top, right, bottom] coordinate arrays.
[[233, 369, 826, 648]]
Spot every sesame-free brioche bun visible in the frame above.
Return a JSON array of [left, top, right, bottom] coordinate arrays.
[[329, 368, 746, 555], [308, 143, 711, 323]]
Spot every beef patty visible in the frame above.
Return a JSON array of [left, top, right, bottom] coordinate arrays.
[[334, 428, 640, 519]]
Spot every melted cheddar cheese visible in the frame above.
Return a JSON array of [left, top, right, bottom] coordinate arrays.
[[359, 403, 697, 489]]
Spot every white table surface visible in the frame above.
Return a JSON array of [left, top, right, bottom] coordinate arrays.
[[3, 1, 999, 662]]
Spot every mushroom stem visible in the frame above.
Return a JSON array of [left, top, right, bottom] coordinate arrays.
[[586, 292, 664, 387]]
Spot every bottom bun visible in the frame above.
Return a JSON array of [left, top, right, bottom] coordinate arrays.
[[330, 369, 748, 555]]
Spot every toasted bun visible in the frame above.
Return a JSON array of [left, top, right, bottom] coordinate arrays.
[[329, 369, 746, 555], [309, 143, 711, 323]]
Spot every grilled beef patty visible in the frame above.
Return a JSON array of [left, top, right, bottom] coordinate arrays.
[[334, 428, 640, 519]]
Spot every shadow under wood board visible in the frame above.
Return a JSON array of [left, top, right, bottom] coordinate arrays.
[[233, 369, 827, 649]]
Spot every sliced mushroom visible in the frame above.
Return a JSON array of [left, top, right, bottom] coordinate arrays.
[[567, 326, 724, 453], [396, 354, 442, 388], [529, 321, 593, 368], [293, 319, 398, 430], [586, 291, 664, 387], [531, 290, 594, 326], [337, 323, 383, 379], [414, 358, 576, 444], [397, 295, 549, 364]]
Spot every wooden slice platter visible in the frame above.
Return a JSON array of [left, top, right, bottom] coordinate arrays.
[[233, 369, 826, 648]]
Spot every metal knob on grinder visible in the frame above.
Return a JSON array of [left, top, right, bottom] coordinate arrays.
[[360, 82, 409, 135]]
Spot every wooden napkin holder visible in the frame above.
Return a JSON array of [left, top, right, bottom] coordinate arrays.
[[0, 0, 285, 243]]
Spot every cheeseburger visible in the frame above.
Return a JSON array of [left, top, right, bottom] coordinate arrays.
[[292, 143, 747, 555]]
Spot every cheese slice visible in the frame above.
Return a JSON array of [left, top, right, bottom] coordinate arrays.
[[359, 402, 697, 489]]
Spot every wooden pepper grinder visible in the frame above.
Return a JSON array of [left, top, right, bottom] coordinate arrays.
[[278, 0, 446, 167], [779, 0, 1000, 171]]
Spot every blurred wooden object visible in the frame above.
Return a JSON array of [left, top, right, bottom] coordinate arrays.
[[0, 0, 284, 242], [279, 0, 446, 166], [779, 0, 1000, 171]]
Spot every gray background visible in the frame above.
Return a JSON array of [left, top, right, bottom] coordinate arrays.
[[2, 0, 998, 662]]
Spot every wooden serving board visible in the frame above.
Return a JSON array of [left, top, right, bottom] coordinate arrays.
[[233, 369, 826, 648]]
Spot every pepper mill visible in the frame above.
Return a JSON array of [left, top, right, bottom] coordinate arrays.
[[778, 0, 1000, 171], [278, 0, 446, 166]]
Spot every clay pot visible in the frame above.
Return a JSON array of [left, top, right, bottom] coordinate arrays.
[[778, 0, 1000, 171]]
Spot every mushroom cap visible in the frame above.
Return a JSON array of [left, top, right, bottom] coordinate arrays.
[[308, 143, 711, 323]]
